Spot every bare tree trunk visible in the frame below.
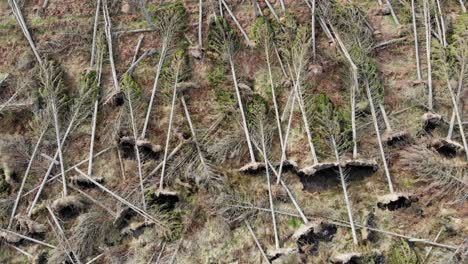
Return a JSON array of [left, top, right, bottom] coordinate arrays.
[[74, 168, 167, 228], [198, 0, 203, 47], [329, 23, 359, 158], [181, 96, 207, 169], [141, 41, 168, 138], [87, 48, 103, 176], [379, 103, 393, 132], [245, 220, 271, 263], [459, 0, 466, 13], [103, 0, 120, 95], [445, 74, 468, 160], [447, 60, 465, 139], [423, 0, 433, 110], [265, 45, 284, 151], [27, 105, 87, 216], [9, 0, 43, 66], [159, 66, 180, 192], [264, 0, 280, 21], [422, 227, 444, 263], [46, 206, 81, 264], [8, 129, 47, 229], [435, 0, 447, 47], [0, 228, 56, 249], [229, 53, 256, 163], [311, 0, 316, 61], [90, 0, 101, 67], [127, 92, 147, 212], [260, 122, 279, 249], [411, 0, 422, 81], [331, 137, 358, 245], [365, 81, 394, 193], [22, 147, 113, 198], [51, 102, 67, 197], [221, 0, 252, 44], [132, 35, 144, 65], [276, 87, 296, 184], [385, 0, 401, 26]]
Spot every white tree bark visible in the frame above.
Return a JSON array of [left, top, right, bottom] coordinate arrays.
[[411, 0, 422, 81], [331, 137, 358, 245], [159, 65, 180, 192], [229, 53, 256, 162], [365, 81, 394, 193]]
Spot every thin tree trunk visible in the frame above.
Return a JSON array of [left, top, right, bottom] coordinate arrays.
[[198, 0, 203, 47], [141, 42, 168, 138], [448, 60, 465, 139], [9, 0, 43, 66], [132, 35, 144, 65], [51, 102, 67, 197], [459, 0, 466, 13], [265, 44, 284, 151], [331, 137, 358, 245], [379, 103, 393, 132], [423, 0, 433, 110], [245, 220, 271, 263], [159, 65, 180, 192], [27, 105, 89, 216], [181, 96, 207, 169], [87, 50, 103, 176], [264, 0, 280, 21], [221, 0, 252, 44], [422, 227, 443, 263], [329, 23, 359, 158], [127, 91, 147, 212], [23, 147, 113, 198], [276, 87, 296, 184], [240, 205, 460, 250], [435, 0, 447, 47], [385, 0, 401, 26], [103, 0, 120, 95], [228, 53, 256, 163], [46, 206, 81, 264], [74, 168, 166, 228], [311, 0, 316, 61], [260, 122, 279, 249], [154, 242, 166, 264], [90, 0, 101, 67], [8, 128, 47, 229], [411, 0, 422, 81], [445, 74, 468, 160], [365, 81, 394, 193], [148, 142, 184, 177], [0, 228, 56, 248]]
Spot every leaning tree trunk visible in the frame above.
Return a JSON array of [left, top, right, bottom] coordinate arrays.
[[159, 65, 181, 192], [411, 0, 422, 81], [331, 136, 358, 245], [423, 0, 433, 110], [330, 23, 359, 158], [90, 0, 101, 67], [365, 81, 395, 193], [228, 53, 256, 163], [445, 73, 468, 160], [260, 122, 280, 250], [180, 96, 208, 170], [265, 44, 284, 151], [51, 102, 67, 197], [447, 59, 465, 140], [141, 40, 169, 139], [8, 128, 47, 229], [127, 91, 147, 212], [221, 0, 252, 44]]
